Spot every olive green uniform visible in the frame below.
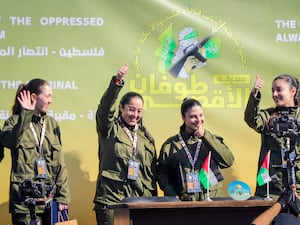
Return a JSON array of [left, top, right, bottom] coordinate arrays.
[[93, 77, 157, 225], [157, 126, 234, 201], [0, 109, 71, 225], [244, 92, 300, 198]]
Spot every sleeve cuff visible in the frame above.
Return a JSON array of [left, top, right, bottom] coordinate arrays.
[[114, 76, 124, 86]]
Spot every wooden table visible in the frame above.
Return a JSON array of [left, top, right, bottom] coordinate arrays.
[[109, 198, 275, 225]]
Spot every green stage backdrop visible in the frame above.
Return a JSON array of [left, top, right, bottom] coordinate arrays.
[[1, 0, 300, 224]]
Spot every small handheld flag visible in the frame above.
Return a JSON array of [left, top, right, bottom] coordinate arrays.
[[199, 151, 224, 189], [257, 150, 272, 186]]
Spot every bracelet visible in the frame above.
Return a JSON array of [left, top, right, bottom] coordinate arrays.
[[114, 77, 123, 85]]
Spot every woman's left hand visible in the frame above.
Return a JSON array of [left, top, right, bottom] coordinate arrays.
[[58, 202, 69, 211]]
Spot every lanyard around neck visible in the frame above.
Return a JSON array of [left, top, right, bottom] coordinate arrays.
[[178, 133, 202, 172], [30, 120, 46, 154], [120, 120, 138, 159]]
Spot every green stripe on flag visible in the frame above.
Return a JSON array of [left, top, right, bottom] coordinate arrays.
[[257, 167, 268, 186]]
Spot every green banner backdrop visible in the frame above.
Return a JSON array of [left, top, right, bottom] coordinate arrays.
[[1, 0, 300, 224]]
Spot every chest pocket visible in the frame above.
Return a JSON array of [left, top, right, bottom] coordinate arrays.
[[17, 141, 38, 164], [137, 141, 155, 168], [114, 135, 133, 159], [47, 143, 62, 178]]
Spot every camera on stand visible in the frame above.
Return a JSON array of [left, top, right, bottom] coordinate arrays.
[[19, 179, 46, 200], [267, 110, 300, 216], [268, 110, 300, 138], [19, 179, 56, 225], [267, 110, 300, 186]]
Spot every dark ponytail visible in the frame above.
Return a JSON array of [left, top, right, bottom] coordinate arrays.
[[12, 84, 26, 115]]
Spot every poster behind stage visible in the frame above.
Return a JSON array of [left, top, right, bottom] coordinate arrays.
[[1, 0, 300, 224]]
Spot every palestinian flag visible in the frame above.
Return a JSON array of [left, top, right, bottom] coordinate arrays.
[[199, 151, 224, 189], [257, 150, 272, 186]]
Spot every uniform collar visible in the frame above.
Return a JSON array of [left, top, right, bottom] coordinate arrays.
[[32, 113, 46, 124], [119, 117, 138, 131], [180, 125, 197, 142]]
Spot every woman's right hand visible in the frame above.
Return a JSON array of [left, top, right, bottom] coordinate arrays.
[[252, 74, 264, 97], [116, 63, 129, 81]]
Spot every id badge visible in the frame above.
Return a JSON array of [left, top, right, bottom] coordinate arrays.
[[127, 160, 140, 180], [186, 172, 201, 193], [36, 157, 47, 179]]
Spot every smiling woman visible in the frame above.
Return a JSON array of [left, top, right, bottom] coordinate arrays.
[[244, 74, 300, 225], [93, 64, 157, 225], [3, 1, 300, 225], [119, 93, 144, 126], [244, 74, 300, 198], [157, 97, 235, 201]]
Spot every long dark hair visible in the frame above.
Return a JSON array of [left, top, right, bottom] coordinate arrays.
[[12, 78, 49, 115], [118, 91, 155, 145]]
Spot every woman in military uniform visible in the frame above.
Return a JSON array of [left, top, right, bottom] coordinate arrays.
[[93, 64, 157, 225], [244, 74, 300, 198], [157, 98, 234, 201], [0, 79, 71, 225], [244, 74, 300, 225]]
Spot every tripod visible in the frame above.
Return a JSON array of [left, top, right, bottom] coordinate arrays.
[[21, 180, 56, 225], [282, 131, 298, 188], [269, 112, 299, 192], [279, 131, 300, 217], [25, 198, 42, 225]]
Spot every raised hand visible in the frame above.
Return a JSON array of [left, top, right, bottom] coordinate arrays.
[[17, 90, 36, 110], [252, 74, 264, 97], [116, 63, 129, 81], [194, 127, 205, 138]]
